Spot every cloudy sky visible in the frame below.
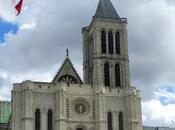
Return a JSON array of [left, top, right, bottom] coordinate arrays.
[[0, 0, 175, 127]]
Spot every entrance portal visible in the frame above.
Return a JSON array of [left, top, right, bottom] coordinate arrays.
[[76, 128, 84, 130]]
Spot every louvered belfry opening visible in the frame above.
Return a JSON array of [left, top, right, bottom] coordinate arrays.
[[108, 31, 114, 54], [115, 32, 120, 55], [101, 30, 106, 54], [104, 63, 110, 86], [115, 64, 121, 87], [35, 109, 41, 130]]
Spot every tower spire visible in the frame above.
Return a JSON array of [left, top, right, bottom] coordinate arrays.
[[66, 48, 69, 58], [94, 0, 120, 19]]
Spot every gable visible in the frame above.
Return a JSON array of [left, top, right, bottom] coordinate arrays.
[[52, 58, 83, 84]]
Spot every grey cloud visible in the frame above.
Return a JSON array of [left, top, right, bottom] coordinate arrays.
[[0, 76, 4, 87], [166, 0, 175, 5], [0, 0, 175, 102], [117, 0, 175, 100]]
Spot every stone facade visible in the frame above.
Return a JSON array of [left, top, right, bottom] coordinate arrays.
[[12, 81, 142, 130], [82, 18, 130, 88], [11, 0, 143, 130]]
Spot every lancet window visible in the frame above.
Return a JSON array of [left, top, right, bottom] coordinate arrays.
[[107, 112, 113, 130], [108, 31, 114, 54], [35, 109, 41, 130], [115, 32, 120, 55], [48, 109, 53, 130], [101, 30, 106, 54], [119, 112, 123, 130], [104, 63, 110, 86], [115, 64, 121, 87]]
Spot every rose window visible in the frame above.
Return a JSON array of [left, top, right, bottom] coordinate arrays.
[[72, 99, 90, 116]]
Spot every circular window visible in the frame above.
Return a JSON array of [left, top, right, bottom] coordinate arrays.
[[72, 99, 90, 116]]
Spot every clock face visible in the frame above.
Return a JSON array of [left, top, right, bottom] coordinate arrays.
[[72, 99, 90, 116]]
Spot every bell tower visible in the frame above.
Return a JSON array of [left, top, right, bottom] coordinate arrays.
[[82, 0, 130, 88]]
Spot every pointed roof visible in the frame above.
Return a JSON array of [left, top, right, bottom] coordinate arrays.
[[95, 0, 120, 19], [52, 52, 83, 84]]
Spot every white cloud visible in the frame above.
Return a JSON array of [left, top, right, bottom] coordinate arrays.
[[0, 0, 17, 22], [142, 99, 175, 127], [142, 86, 175, 127], [0, 72, 8, 79], [20, 22, 36, 30]]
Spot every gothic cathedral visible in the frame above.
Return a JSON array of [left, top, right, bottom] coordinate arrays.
[[11, 0, 142, 130]]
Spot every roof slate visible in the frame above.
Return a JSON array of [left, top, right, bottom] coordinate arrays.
[[95, 0, 120, 19]]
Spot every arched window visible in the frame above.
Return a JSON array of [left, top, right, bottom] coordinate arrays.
[[115, 32, 120, 55], [107, 112, 113, 130], [101, 30, 106, 54], [47, 109, 53, 130], [35, 109, 40, 130], [57, 74, 78, 84], [115, 64, 121, 87], [104, 63, 110, 86], [108, 31, 114, 54], [119, 112, 123, 130]]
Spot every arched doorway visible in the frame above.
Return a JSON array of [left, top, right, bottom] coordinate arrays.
[[76, 128, 84, 130]]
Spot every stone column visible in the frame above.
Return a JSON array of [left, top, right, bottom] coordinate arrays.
[[82, 27, 90, 84], [113, 112, 119, 130], [23, 89, 34, 130], [93, 59, 104, 86], [55, 91, 59, 130], [60, 92, 65, 118], [126, 95, 140, 130], [106, 31, 109, 54], [11, 91, 16, 130], [113, 32, 116, 54], [41, 109, 47, 130], [113, 63, 116, 88], [120, 64, 124, 88], [95, 28, 101, 54], [58, 90, 67, 130], [95, 93, 106, 130], [110, 64, 113, 88]]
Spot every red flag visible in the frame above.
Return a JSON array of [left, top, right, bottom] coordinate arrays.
[[14, 0, 23, 15]]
